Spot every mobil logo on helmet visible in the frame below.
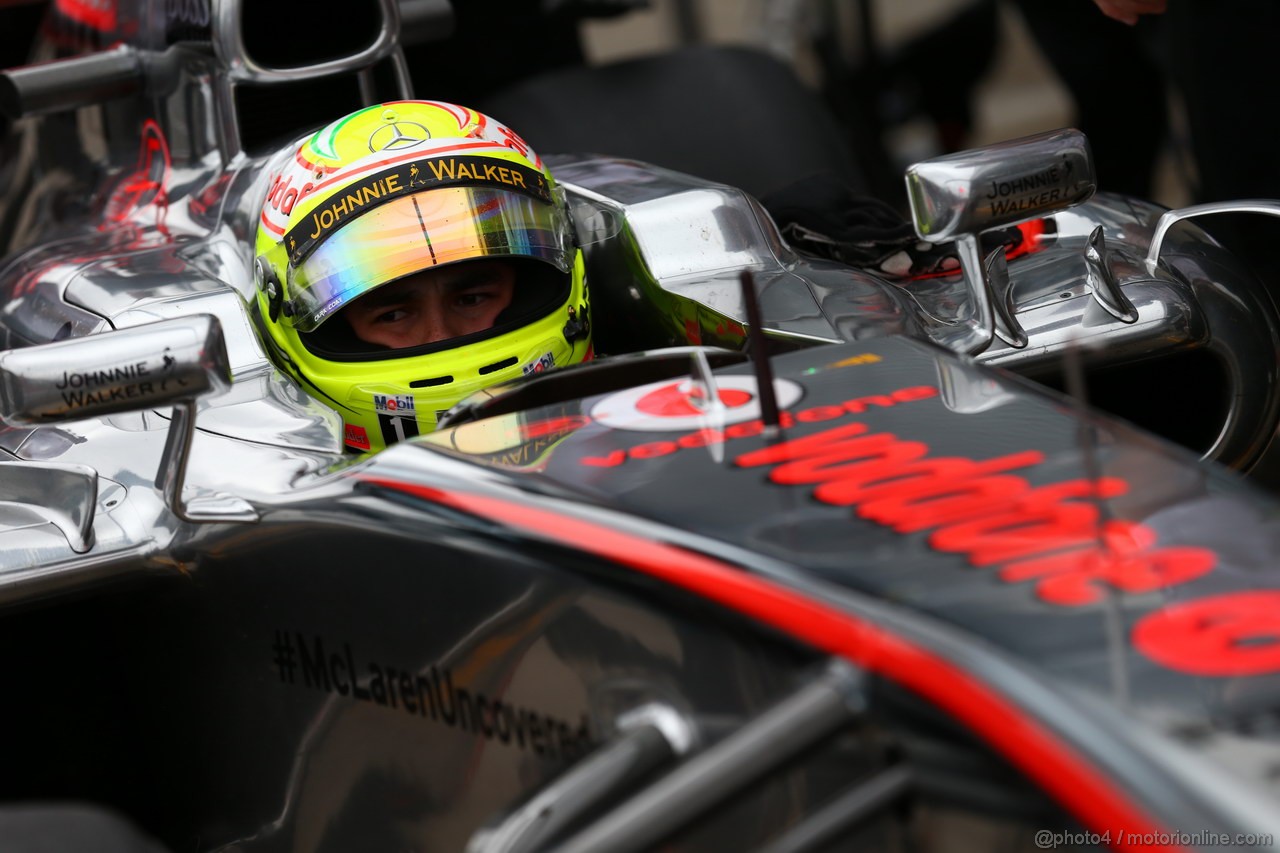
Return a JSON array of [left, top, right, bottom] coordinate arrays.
[[374, 394, 415, 415], [591, 376, 803, 432]]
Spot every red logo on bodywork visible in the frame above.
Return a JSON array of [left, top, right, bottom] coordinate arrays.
[[345, 424, 371, 451], [1134, 592, 1280, 677], [102, 120, 171, 235], [56, 0, 116, 31], [634, 384, 752, 418], [732, 416, 1280, 677], [582, 385, 935, 467]]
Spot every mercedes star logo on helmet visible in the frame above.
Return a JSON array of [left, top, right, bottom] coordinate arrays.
[[368, 121, 431, 153]]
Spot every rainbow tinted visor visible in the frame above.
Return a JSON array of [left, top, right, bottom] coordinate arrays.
[[286, 187, 574, 332]]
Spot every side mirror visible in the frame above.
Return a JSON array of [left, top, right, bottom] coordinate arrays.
[[905, 127, 1095, 241], [0, 315, 257, 523], [0, 315, 230, 423], [904, 128, 1096, 355]]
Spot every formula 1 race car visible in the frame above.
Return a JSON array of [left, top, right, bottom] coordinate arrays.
[[0, 1, 1279, 852]]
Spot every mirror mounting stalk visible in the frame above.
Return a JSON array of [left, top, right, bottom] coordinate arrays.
[[905, 128, 1097, 355]]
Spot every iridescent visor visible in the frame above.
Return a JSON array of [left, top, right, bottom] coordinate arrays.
[[287, 187, 573, 332]]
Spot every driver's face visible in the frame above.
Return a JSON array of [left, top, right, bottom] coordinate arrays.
[[343, 260, 516, 349]]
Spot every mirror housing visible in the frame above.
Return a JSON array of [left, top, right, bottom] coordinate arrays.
[[0, 316, 256, 524], [903, 129, 1096, 356], [0, 315, 230, 425], [905, 127, 1095, 242]]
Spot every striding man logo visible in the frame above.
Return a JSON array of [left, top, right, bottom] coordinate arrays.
[[368, 121, 431, 153]]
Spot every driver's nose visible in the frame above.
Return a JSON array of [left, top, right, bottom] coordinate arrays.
[[413, 290, 457, 345], [415, 314, 452, 345]]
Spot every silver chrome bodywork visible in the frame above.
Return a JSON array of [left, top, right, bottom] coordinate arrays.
[[3, 139, 1279, 577], [555, 154, 1280, 476], [552, 156, 927, 352], [904, 127, 1096, 241], [1147, 199, 1280, 272], [0, 0, 1276, 577], [1, 6, 1280, 850], [905, 128, 1098, 354]]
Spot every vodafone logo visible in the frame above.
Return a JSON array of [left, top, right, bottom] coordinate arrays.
[[265, 173, 314, 218], [259, 160, 315, 235], [591, 377, 803, 432]]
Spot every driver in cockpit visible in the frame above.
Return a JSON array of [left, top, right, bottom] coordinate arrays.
[[252, 100, 592, 453]]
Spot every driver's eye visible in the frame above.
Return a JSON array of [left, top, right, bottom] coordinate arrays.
[[376, 307, 410, 324]]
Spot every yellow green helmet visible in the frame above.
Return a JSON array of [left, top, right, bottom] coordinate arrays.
[[253, 100, 591, 452]]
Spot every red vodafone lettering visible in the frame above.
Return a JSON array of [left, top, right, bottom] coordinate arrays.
[[733, 420, 1245, 677], [725, 421, 766, 440], [580, 385, 939, 469], [796, 405, 845, 423], [843, 452, 1045, 532], [1133, 592, 1280, 676], [999, 521, 1216, 606], [677, 429, 725, 449], [266, 173, 315, 217], [576, 374, 1271, 677], [581, 450, 626, 468], [631, 441, 678, 460], [928, 478, 1130, 565]]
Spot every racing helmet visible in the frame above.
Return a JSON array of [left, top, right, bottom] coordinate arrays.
[[254, 100, 591, 452]]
